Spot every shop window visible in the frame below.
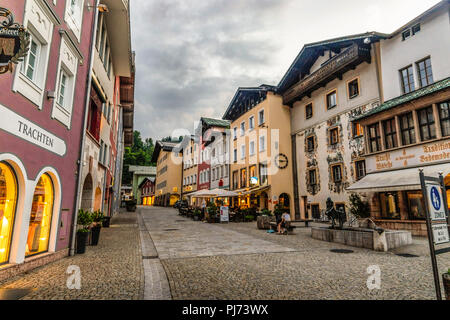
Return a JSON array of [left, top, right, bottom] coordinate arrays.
[[26, 174, 54, 257], [326, 90, 337, 110], [368, 123, 381, 153], [439, 101, 450, 137], [305, 103, 313, 119], [331, 164, 343, 183], [353, 123, 364, 138], [249, 165, 257, 186], [355, 160, 366, 180], [348, 78, 360, 99], [306, 136, 315, 152], [329, 128, 339, 146], [379, 192, 401, 219], [383, 118, 398, 150], [0, 162, 18, 264], [400, 66, 415, 94], [259, 163, 268, 186], [240, 168, 247, 188], [418, 106, 436, 141], [400, 112, 416, 145], [417, 57, 433, 87], [407, 192, 426, 220]]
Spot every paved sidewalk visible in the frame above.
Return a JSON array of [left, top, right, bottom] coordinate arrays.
[[0, 212, 144, 300]]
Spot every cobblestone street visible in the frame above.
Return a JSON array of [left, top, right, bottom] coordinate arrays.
[[143, 207, 450, 300], [0, 206, 449, 300]]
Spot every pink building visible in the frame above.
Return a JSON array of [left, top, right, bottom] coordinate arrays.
[[0, 0, 95, 279]]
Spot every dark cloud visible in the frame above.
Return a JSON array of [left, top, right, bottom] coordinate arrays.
[[130, 0, 288, 140], [130, 0, 441, 140]]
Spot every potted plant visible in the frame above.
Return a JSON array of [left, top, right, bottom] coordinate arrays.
[[90, 210, 103, 246], [193, 209, 201, 221], [126, 199, 137, 212], [76, 209, 93, 254], [207, 203, 218, 223], [443, 268, 450, 300]]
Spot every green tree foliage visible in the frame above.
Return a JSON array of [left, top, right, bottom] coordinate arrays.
[[349, 193, 370, 219], [122, 130, 155, 185]]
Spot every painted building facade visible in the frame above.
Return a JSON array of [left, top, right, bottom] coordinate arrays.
[[278, 33, 387, 220], [349, 1, 450, 236], [129, 165, 156, 205], [223, 86, 295, 218], [0, 0, 95, 276], [182, 136, 199, 201]]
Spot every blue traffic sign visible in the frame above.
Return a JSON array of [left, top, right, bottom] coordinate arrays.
[[430, 186, 441, 211]]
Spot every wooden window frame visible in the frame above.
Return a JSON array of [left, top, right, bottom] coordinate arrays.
[[416, 57, 433, 88], [347, 77, 360, 99], [326, 89, 338, 110], [354, 160, 366, 181], [368, 123, 381, 153], [331, 164, 343, 183], [308, 168, 317, 186], [383, 118, 398, 150], [399, 65, 415, 94], [329, 127, 340, 146], [417, 106, 436, 141], [305, 102, 313, 119], [399, 112, 416, 145], [306, 135, 316, 152], [352, 122, 364, 138], [439, 101, 450, 137]]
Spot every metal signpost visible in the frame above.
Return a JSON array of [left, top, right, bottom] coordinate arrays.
[[419, 170, 450, 300]]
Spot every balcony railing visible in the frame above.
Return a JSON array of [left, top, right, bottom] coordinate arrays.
[[283, 44, 371, 105]]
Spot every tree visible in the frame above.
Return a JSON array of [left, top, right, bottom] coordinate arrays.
[[349, 193, 370, 219], [121, 130, 156, 185]]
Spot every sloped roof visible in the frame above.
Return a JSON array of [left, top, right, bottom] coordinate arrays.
[[138, 177, 155, 189], [354, 77, 450, 121], [151, 140, 181, 163], [277, 32, 389, 93], [201, 117, 230, 129]]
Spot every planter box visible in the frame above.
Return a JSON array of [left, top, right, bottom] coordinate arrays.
[[311, 227, 412, 252], [257, 216, 275, 230]]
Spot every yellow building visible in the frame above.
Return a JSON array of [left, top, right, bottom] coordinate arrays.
[[152, 141, 183, 207], [223, 85, 296, 219]]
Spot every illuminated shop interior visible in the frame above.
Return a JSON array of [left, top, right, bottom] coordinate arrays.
[[0, 162, 17, 264]]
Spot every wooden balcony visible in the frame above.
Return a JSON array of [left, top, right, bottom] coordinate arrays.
[[283, 44, 371, 105]]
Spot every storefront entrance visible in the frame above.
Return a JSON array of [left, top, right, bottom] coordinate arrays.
[[25, 174, 54, 257], [0, 162, 18, 264]]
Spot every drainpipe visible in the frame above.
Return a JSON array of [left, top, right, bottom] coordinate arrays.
[[69, 0, 100, 256]]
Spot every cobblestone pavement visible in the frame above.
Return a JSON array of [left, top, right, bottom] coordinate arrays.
[[141, 207, 450, 300], [0, 212, 144, 300]]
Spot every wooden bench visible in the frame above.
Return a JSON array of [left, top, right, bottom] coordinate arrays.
[[269, 222, 296, 235]]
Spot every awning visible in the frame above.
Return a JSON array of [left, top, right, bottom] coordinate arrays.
[[239, 185, 271, 195], [188, 189, 239, 198], [347, 163, 450, 193]]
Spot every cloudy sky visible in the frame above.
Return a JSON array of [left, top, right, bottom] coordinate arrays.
[[130, 0, 441, 141]]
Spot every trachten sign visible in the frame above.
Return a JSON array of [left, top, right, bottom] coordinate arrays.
[[0, 104, 67, 156], [0, 7, 30, 74]]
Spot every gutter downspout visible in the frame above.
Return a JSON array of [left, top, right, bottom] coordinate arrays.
[[69, 0, 100, 256]]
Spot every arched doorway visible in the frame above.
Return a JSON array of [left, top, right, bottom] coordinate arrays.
[[260, 192, 269, 210], [26, 173, 54, 257], [0, 162, 18, 264], [81, 174, 93, 211], [93, 187, 102, 211], [279, 193, 290, 213]]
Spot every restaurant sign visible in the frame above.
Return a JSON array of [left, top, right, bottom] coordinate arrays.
[[367, 139, 450, 174], [0, 8, 30, 74], [0, 104, 67, 156]]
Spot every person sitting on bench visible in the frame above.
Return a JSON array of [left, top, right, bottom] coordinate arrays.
[[278, 212, 291, 234]]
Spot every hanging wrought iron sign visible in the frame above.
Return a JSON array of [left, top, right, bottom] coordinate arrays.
[[0, 7, 30, 74]]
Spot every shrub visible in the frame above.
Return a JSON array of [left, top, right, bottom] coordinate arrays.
[[77, 209, 93, 232], [261, 209, 272, 216], [349, 193, 370, 219]]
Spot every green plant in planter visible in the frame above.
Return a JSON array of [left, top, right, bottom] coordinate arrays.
[[261, 209, 272, 216], [349, 193, 370, 219], [77, 209, 93, 233], [92, 210, 104, 227], [245, 215, 255, 222], [207, 203, 218, 218], [273, 204, 284, 216]]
